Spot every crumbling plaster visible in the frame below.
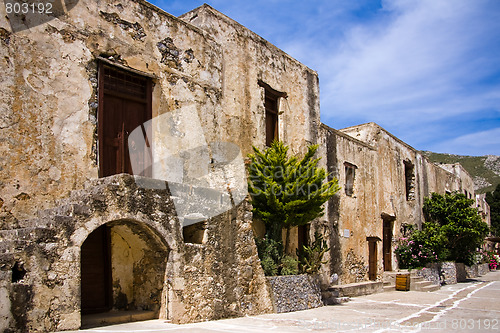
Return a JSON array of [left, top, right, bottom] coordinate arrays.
[[0, 0, 224, 224], [0, 0, 484, 331], [180, 4, 321, 156]]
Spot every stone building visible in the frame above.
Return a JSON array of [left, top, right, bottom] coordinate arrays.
[[0, 1, 484, 332], [321, 122, 477, 285]]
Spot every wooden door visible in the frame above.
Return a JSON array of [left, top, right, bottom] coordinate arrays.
[[368, 241, 377, 280], [81, 225, 112, 314], [98, 63, 152, 177], [383, 220, 393, 271]]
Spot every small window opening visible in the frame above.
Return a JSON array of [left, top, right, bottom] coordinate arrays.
[[265, 92, 279, 146], [183, 220, 207, 244], [12, 261, 26, 283], [259, 81, 286, 146], [344, 162, 357, 197], [404, 160, 415, 201]]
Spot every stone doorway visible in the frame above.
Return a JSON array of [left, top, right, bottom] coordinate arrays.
[[80, 220, 169, 327]]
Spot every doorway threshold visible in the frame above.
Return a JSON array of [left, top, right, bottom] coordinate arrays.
[[81, 310, 157, 329]]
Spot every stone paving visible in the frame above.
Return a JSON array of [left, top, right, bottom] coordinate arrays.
[[62, 270, 500, 333]]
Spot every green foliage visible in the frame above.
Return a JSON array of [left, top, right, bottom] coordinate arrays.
[[255, 237, 282, 276], [280, 255, 299, 275], [297, 231, 330, 274], [486, 184, 500, 236], [248, 141, 340, 242], [423, 192, 490, 266], [397, 192, 490, 268], [254, 237, 299, 276], [395, 222, 442, 269]]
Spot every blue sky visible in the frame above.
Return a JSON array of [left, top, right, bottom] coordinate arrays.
[[150, 0, 500, 156]]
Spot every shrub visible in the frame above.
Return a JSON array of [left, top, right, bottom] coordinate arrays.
[[488, 252, 500, 270], [248, 141, 339, 252], [280, 255, 299, 275], [255, 237, 282, 276], [255, 237, 299, 276], [395, 235, 438, 269], [423, 192, 489, 266], [297, 231, 329, 274]]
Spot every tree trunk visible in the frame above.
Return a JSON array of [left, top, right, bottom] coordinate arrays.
[[285, 227, 291, 255]]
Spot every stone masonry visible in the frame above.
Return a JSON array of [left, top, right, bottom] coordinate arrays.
[[0, 1, 487, 332]]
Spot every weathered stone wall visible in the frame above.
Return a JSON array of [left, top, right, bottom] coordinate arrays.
[[440, 261, 458, 285], [319, 125, 380, 284], [0, 174, 274, 332], [318, 122, 478, 284], [340, 123, 468, 271], [416, 265, 441, 286], [0, 0, 224, 224], [180, 4, 321, 157], [181, 198, 273, 322], [439, 163, 476, 197], [0, 175, 182, 332], [266, 275, 322, 313]]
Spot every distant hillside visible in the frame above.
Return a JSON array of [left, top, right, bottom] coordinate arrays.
[[421, 152, 500, 194]]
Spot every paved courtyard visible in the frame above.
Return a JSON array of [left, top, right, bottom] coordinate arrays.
[[64, 270, 500, 333]]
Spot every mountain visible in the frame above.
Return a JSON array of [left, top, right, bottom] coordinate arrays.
[[421, 152, 500, 194]]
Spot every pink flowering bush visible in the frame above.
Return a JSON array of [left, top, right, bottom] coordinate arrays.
[[488, 252, 500, 270], [395, 237, 440, 269], [395, 222, 446, 269]]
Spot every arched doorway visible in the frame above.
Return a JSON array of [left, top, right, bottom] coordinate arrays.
[[81, 220, 168, 327]]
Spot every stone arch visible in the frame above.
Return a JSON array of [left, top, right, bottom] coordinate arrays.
[[80, 218, 170, 326]]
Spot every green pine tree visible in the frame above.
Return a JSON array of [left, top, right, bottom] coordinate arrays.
[[248, 141, 340, 258]]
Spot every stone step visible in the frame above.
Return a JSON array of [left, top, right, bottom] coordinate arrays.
[[382, 271, 440, 293], [411, 276, 424, 283], [411, 280, 431, 291], [383, 284, 395, 292], [321, 289, 351, 305], [422, 284, 441, 292], [327, 281, 383, 298], [81, 310, 157, 329]]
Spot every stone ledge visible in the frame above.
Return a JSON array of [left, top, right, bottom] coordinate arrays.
[[327, 280, 383, 297]]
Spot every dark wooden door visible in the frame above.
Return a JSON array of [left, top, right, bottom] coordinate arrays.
[[81, 225, 112, 314], [368, 241, 377, 280], [98, 63, 152, 177], [383, 220, 393, 271]]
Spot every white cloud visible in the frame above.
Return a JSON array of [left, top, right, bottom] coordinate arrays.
[[152, 0, 500, 155], [430, 127, 500, 156], [323, 1, 500, 117], [309, 0, 500, 154]]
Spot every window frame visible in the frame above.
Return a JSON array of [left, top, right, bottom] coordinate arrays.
[[344, 162, 357, 197], [258, 80, 287, 146]]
